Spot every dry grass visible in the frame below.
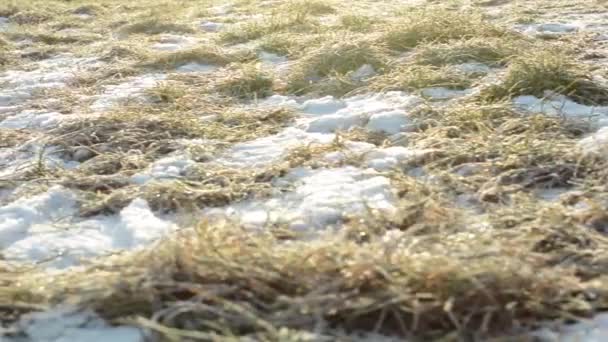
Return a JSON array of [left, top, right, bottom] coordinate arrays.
[[382, 8, 507, 51], [287, 37, 389, 94], [369, 65, 473, 92], [6, 213, 608, 340], [480, 50, 608, 105]]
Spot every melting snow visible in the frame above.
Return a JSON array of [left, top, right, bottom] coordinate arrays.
[[0, 142, 79, 179], [209, 166, 397, 230], [0, 17, 9, 31], [131, 154, 197, 184], [176, 62, 218, 73], [0, 55, 102, 106], [532, 313, 608, 342], [216, 127, 335, 168], [579, 126, 608, 157], [90, 74, 166, 112], [514, 94, 608, 126], [200, 21, 224, 32], [421, 87, 473, 100], [0, 110, 70, 130], [3, 307, 144, 342], [302, 92, 422, 133], [516, 22, 580, 36], [0, 186, 176, 268], [150, 34, 198, 51]]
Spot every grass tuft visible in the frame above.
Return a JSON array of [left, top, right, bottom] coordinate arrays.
[[382, 9, 506, 51], [479, 50, 608, 105], [287, 37, 389, 94]]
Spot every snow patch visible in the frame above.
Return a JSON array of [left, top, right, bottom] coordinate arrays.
[[0, 56, 102, 106], [303, 92, 422, 133], [350, 64, 377, 81], [90, 74, 166, 112], [454, 62, 492, 75], [366, 110, 410, 134], [200, 21, 224, 32], [131, 154, 197, 184], [176, 62, 217, 73], [209, 166, 397, 230], [3, 307, 144, 342], [514, 94, 608, 126], [323, 141, 435, 171], [151, 34, 197, 51], [579, 126, 608, 158], [0, 143, 79, 179], [0, 110, 69, 130], [421, 87, 472, 100], [0, 17, 9, 32], [216, 127, 335, 168], [0, 186, 176, 268], [532, 313, 608, 342]]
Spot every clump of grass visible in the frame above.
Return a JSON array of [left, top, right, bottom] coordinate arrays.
[[257, 33, 295, 56], [214, 64, 275, 99], [219, 15, 320, 44], [119, 18, 195, 35], [146, 82, 186, 103], [413, 37, 525, 67], [382, 9, 506, 51], [339, 14, 374, 32], [287, 37, 389, 94], [9, 217, 608, 340], [142, 46, 238, 69], [479, 51, 608, 105], [369, 65, 473, 92], [282, 0, 336, 16]]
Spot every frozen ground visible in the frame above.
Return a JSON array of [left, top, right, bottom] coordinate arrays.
[[2, 0, 608, 340]]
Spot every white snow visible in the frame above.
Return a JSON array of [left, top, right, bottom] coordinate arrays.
[[0, 55, 102, 106], [0, 186, 176, 268], [514, 94, 608, 126], [258, 51, 288, 65], [209, 166, 397, 230], [322, 141, 436, 171], [200, 21, 224, 32], [0, 110, 68, 130], [350, 64, 377, 81], [216, 127, 335, 168], [131, 154, 197, 184], [421, 87, 473, 100], [454, 62, 492, 75], [516, 22, 580, 36], [366, 110, 410, 134], [532, 314, 608, 342], [3, 307, 144, 342], [90, 74, 166, 112], [0, 142, 79, 179], [176, 62, 218, 73], [150, 34, 197, 51], [302, 92, 422, 133], [0, 17, 9, 32], [579, 126, 608, 157]]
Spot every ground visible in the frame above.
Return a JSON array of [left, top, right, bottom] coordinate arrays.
[[1, 0, 608, 341]]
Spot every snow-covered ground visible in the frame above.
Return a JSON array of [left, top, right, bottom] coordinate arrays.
[[2, 0, 608, 340]]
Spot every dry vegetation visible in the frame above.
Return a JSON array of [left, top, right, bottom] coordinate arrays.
[[2, 0, 608, 340]]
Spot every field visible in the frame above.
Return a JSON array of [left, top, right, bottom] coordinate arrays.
[[1, 0, 608, 340]]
